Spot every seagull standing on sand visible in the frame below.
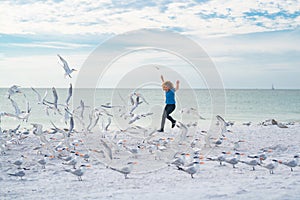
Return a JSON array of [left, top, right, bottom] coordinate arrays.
[[239, 156, 260, 171], [225, 152, 244, 168], [109, 162, 137, 179], [57, 54, 77, 78], [279, 155, 299, 171], [259, 159, 279, 174], [65, 164, 91, 181], [8, 170, 25, 180], [12, 155, 25, 169], [207, 151, 230, 166], [177, 161, 204, 178], [38, 155, 54, 169]]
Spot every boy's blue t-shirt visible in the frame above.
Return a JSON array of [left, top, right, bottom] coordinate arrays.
[[165, 88, 176, 104]]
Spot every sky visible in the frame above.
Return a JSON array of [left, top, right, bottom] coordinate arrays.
[[0, 0, 300, 89]]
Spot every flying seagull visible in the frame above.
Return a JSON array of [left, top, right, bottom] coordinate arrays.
[[57, 54, 77, 78]]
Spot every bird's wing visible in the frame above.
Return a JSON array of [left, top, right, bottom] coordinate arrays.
[[9, 98, 21, 115], [52, 87, 58, 108], [100, 139, 112, 160], [57, 54, 70, 71], [65, 83, 72, 105], [31, 87, 42, 102], [105, 117, 111, 131]]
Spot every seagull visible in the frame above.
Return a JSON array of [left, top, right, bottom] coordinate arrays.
[[38, 155, 54, 169], [207, 151, 230, 166], [177, 161, 204, 178], [216, 115, 228, 137], [32, 123, 43, 137], [259, 159, 279, 174], [211, 137, 226, 147], [65, 164, 91, 181], [7, 85, 21, 98], [109, 162, 137, 179], [225, 152, 244, 168], [180, 107, 205, 120], [239, 156, 260, 171], [57, 54, 77, 78], [242, 122, 251, 126], [31, 87, 48, 105], [5, 97, 31, 122], [62, 152, 79, 169], [279, 155, 299, 171], [128, 113, 153, 124], [8, 170, 25, 180], [99, 139, 112, 160], [249, 149, 272, 164], [13, 155, 25, 169], [171, 153, 190, 167], [134, 92, 149, 104], [52, 87, 59, 110], [233, 140, 245, 151], [44, 87, 61, 113]]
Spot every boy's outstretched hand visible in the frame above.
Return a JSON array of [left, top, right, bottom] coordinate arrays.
[[176, 80, 180, 91]]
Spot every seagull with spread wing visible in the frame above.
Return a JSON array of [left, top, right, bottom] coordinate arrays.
[[57, 54, 77, 78]]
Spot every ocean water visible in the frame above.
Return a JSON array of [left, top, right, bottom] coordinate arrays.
[[0, 88, 300, 129]]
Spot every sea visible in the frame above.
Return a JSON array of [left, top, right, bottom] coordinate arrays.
[[1, 88, 300, 129]]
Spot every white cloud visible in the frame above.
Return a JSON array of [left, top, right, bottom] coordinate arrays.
[[9, 41, 92, 49], [0, 0, 299, 36]]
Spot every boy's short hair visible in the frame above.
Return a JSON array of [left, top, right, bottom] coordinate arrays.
[[162, 81, 174, 89]]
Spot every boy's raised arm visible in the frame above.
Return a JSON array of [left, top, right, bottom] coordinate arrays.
[[175, 80, 180, 91]]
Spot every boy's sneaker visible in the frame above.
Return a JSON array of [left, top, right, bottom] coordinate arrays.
[[157, 129, 164, 132], [171, 121, 176, 128]]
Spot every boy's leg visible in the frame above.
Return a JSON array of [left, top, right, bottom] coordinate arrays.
[[166, 105, 176, 126], [159, 109, 168, 131]]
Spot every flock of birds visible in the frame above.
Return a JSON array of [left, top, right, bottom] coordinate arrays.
[[1, 55, 299, 182]]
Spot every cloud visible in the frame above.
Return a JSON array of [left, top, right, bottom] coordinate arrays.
[[10, 41, 92, 49], [0, 0, 299, 36]]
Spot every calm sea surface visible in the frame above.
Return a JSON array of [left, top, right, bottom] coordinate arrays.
[[1, 88, 299, 129]]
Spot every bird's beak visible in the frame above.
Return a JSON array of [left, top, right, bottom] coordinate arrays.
[[49, 155, 55, 159], [278, 160, 282, 164], [226, 152, 231, 154], [86, 164, 91, 168], [133, 162, 138, 165], [240, 153, 245, 156], [267, 150, 273, 153], [200, 162, 205, 165], [199, 155, 204, 160]]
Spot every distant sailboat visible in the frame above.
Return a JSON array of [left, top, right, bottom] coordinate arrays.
[[272, 84, 275, 90]]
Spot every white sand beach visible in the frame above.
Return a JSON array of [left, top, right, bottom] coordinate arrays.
[[1, 122, 300, 200]]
